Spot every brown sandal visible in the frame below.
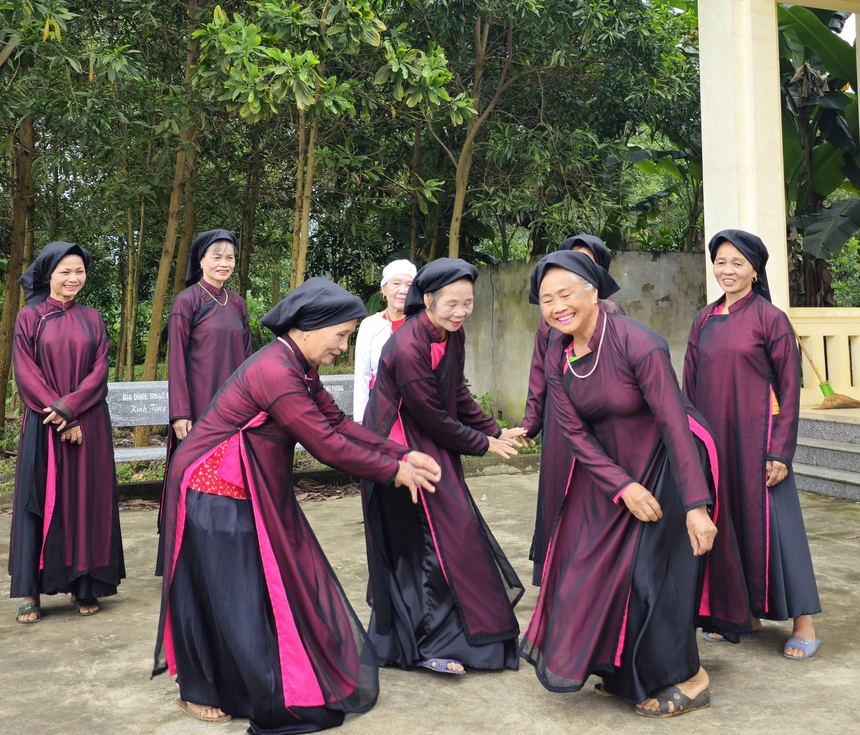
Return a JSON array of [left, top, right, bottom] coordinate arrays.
[[175, 699, 232, 724]]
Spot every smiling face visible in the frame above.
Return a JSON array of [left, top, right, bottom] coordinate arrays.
[[382, 274, 413, 316], [712, 241, 756, 299], [424, 279, 474, 334], [302, 320, 358, 366], [538, 267, 599, 337], [200, 240, 237, 288], [50, 254, 87, 302]]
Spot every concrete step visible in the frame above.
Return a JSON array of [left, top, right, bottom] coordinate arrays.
[[795, 437, 860, 473], [798, 414, 860, 444], [794, 462, 860, 502]]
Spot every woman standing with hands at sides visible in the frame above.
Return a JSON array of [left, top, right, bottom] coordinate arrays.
[[683, 230, 821, 660], [155, 278, 441, 732], [10, 242, 124, 623], [353, 259, 416, 422], [156, 229, 253, 575], [522, 234, 624, 585], [361, 258, 528, 677], [520, 251, 750, 717]]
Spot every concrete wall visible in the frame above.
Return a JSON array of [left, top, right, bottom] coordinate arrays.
[[462, 252, 707, 425]]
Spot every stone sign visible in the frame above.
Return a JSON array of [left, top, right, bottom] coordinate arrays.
[[106, 382, 169, 427]]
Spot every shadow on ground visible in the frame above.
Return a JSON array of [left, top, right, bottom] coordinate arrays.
[[1, 476, 857, 734]]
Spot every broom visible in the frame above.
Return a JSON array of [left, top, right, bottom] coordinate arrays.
[[795, 334, 860, 409]]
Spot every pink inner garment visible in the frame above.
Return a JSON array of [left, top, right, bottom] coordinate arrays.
[[39, 430, 57, 571]]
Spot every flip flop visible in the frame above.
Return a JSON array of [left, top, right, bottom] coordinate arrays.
[[702, 630, 758, 642], [74, 597, 100, 616], [635, 686, 710, 718], [417, 658, 465, 675], [783, 636, 821, 660], [175, 699, 232, 724], [15, 601, 41, 624]]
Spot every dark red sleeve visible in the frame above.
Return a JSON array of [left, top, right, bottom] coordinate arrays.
[[767, 312, 801, 465], [632, 346, 711, 511], [522, 319, 550, 437], [52, 313, 109, 421], [167, 294, 194, 422], [682, 315, 702, 403], [264, 373, 401, 485], [12, 309, 62, 411], [311, 379, 408, 460], [545, 344, 635, 500]]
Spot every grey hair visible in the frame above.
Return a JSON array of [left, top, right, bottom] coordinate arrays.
[[570, 272, 594, 291]]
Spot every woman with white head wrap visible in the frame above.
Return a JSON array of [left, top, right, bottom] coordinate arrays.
[[353, 260, 417, 422]]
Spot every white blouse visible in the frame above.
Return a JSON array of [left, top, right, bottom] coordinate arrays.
[[353, 312, 396, 421]]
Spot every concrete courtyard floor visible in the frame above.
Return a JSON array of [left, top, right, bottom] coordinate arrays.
[[1, 474, 858, 735]]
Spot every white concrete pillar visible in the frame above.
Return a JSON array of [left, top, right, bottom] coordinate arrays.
[[699, 0, 789, 310]]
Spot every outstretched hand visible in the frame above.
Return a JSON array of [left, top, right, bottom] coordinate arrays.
[[686, 506, 717, 556], [395, 460, 438, 504], [620, 482, 662, 522], [404, 451, 442, 480]]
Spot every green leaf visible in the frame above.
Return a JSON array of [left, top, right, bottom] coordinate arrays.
[[778, 5, 857, 89], [782, 109, 802, 187], [789, 199, 860, 258], [811, 142, 847, 197]]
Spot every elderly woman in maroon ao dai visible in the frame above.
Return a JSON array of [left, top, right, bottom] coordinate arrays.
[[522, 234, 624, 585], [10, 242, 124, 624], [155, 278, 440, 732], [683, 229, 821, 660], [361, 258, 528, 676], [520, 251, 750, 718]]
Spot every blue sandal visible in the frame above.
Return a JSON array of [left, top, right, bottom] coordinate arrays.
[[783, 635, 821, 660], [417, 658, 465, 675], [15, 601, 41, 624]]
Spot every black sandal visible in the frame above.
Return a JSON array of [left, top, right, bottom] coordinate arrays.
[[74, 597, 100, 616], [635, 685, 710, 718]]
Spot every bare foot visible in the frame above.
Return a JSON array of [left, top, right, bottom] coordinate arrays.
[[16, 595, 40, 623], [636, 666, 710, 713], [179, 700, 229, 722], [707, 612, 762, 641], [785, 615, 817, 658], [427, 660, 464, 673]]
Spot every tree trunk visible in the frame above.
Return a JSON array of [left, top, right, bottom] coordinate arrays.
[[115, 206, 135, 381], [124, 198, 146, 381], [410, 122, 421, 262], [238, 137, 262, 298], [173, 149, 198, 297], [0, 115, 34, 430], [289, 110, 307, 291], [134, 0, 202, 446], [429, 200, 443, 261], [295, 115, 319, 288]]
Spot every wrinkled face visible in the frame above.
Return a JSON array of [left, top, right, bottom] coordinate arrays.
[[381, 274, 413, 313], [50, 254, 87, 300], [572, 245, 596, 263], [201, 240, 236, 285], [304, 320, 357, 366], [712, 241, 756, 297], [538, 267, 598, 336], [424, 279, 474, 333]]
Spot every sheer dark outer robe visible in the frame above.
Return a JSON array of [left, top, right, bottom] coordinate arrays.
[[155, 284, 253, 575], [683, 290, 820, 620], [155, 338, 410, 733], [9, 298, 124, 599], [361, 311, 524, 670], [523, 298, 624, 585], [519, 312, 750, 702]]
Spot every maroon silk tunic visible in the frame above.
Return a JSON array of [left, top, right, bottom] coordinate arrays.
[[9, 298, 124, 597], [167, 282, 253, 424], [520, 312, 749, 701], [683, 290, 820, 620], [155, 337, 409, 714], [361, 311, 523, 659], [522, 298, 624, 585]]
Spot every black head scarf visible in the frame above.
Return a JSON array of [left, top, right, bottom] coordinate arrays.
[[261, 278, 368, 337], [184, 229, 238, 287], [529, 250, 620, 305], [707, 229, 771, 302], [404, 258, 479, 317], [18, 241, 91, 306], [558, 233, 612, 271]]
